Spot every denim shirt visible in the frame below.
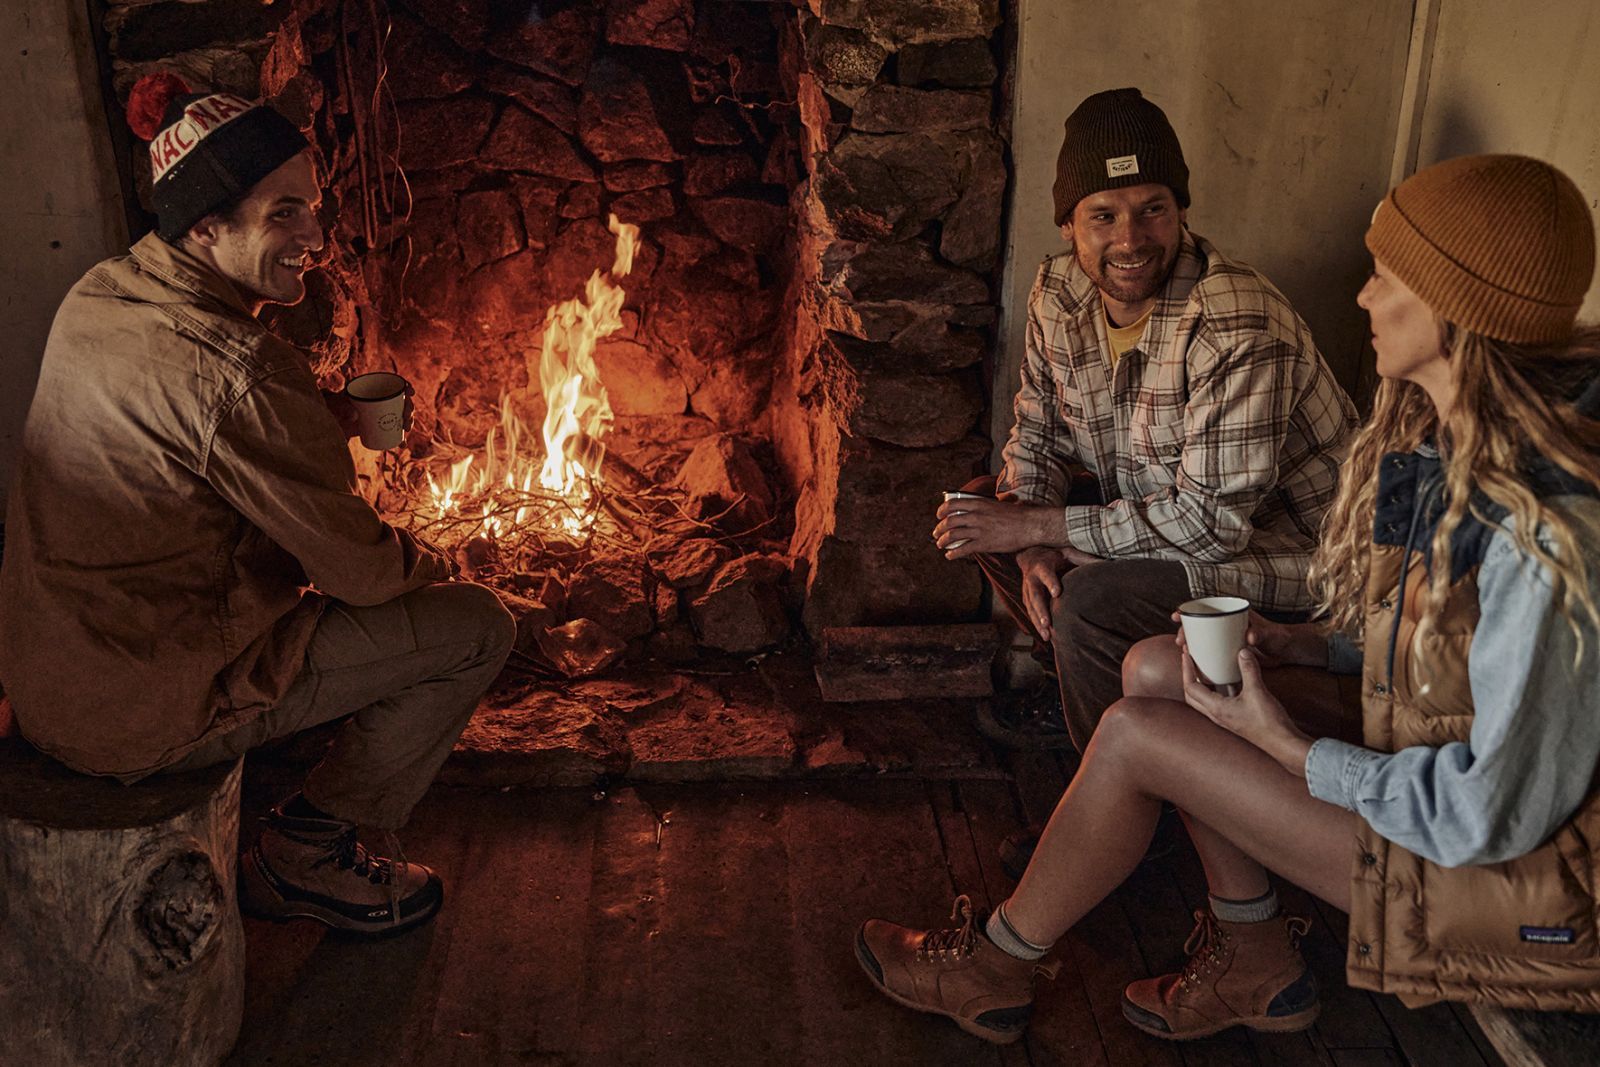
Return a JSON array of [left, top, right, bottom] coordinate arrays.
[[1306, 495, 1600, 867]]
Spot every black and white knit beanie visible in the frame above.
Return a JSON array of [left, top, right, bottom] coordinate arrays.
[[126, 72, 309, 242]]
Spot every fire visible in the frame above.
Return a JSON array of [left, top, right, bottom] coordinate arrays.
[[425, 214, 640, 542], [537, 213, 637, 495]]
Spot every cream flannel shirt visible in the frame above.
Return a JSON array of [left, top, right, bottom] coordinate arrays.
[[998, 231, 1357, 612]]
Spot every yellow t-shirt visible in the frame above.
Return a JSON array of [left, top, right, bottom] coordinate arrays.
[[1103, 303, 1154, 370]]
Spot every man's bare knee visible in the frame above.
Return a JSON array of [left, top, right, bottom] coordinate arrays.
[[1122, 635, 1184, 700]]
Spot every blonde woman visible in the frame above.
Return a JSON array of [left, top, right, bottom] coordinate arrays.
[[855, 154, 1600, 1044]]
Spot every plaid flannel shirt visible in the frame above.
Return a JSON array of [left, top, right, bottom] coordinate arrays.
[[998, 230, 1357, 612]]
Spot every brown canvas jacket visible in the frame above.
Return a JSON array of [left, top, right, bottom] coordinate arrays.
[[0, 233, 453, 778]]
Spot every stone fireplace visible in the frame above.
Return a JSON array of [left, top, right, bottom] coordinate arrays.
[[101, 0, 1009, 678]]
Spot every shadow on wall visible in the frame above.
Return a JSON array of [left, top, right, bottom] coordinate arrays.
[[1426, 100, 1490, 160]]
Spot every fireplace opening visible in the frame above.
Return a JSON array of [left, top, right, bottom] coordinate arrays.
[[105, 0, 1009, 693]]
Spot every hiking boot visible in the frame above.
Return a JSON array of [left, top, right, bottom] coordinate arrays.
[[976, 682, 1075, 750], [855, 894, 1059, 1045], [238, 799, 444, 937], [1121, 910, 1318, 1040], [999, 805, 1182, 881]]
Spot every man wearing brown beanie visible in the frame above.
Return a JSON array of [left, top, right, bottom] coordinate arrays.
[[0, 75, 513, 936], [935, 88, 1356, 798]]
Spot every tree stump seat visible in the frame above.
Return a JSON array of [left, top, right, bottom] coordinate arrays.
[[0, 734, 245, 1067]]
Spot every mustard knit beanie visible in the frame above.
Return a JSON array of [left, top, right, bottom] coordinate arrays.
[[1365, 154, 1595, 344], [1052, 88, 1189, 226]]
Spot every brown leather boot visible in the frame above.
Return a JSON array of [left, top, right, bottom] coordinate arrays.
[[856, 895, 1059, 1045], [1122, 909, 1318, 1039]]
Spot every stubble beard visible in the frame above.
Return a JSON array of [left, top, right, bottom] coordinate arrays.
[[1080, 242, 1179, 307]]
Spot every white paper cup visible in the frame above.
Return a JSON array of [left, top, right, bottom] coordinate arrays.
[[941, 490, 984, 550], [1178, 596, 1250, 688], [345, 372, 409, 450]]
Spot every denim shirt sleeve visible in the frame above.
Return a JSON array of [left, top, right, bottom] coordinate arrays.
[[1303, 498, 1600, 867]]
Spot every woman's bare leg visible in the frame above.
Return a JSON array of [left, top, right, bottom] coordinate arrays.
[[1117, 636, 1356, 901], [1003, 695, 1355, 948]]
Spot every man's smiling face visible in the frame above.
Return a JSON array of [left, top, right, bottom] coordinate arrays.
[[1063, 183, 1185, 312], [189, 151, 324, 307]]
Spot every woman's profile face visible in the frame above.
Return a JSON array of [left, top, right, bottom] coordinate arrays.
[[1357, 259, 1449, 389]]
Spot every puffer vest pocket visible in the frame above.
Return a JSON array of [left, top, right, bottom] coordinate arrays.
[[1420, 823, 1598, 962]]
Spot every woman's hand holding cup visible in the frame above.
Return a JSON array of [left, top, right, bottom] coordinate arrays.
[[1171, 607, 1320, 671]]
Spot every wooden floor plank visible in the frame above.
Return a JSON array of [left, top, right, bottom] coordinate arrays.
[[238, 778, 1470, 1067], [1370, 991, 1493, 1067], [226, 786, 602, 1066], [956, 779, 1112, 1067], [1330, 1049, 1406, 1066], [1058, 876, 1188, 1067], [778, 781, 1008, 1066], [1449, 1003, 1509, 1067], [572, 784, 809, 1066], [422, 789, 601, 1065]]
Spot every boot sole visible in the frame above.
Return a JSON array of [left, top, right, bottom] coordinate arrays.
[[854, 926, 1027, 1046], [239, 848, 444, 939], [1120, 993, 1320, 1040]]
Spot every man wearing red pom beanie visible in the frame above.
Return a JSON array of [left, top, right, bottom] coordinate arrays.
[[0, 75, 513, 936]]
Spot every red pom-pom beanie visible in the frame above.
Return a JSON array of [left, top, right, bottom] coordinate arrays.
[[125, 72, 309, 242]]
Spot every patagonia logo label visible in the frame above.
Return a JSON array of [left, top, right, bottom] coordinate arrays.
[[1519, 925, 1576, 944], [1106, 154, 1139, 177]]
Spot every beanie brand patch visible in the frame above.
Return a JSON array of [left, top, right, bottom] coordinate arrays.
[[1106, 154, 1140, 178], [149, 93, 254, 183]]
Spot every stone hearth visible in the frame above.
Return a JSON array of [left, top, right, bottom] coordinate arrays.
[[252, 645, 1004, 786]]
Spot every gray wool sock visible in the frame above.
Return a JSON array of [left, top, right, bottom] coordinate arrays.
[[984, 902, 1051, 961], [1210, 888, 1280, 924]]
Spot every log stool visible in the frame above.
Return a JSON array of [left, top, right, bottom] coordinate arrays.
[[0, 732, 245, 1066]]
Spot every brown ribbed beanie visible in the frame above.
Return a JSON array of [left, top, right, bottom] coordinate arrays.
[[1365, 154, 1595, 344], [1052, 88, 1189, 226]]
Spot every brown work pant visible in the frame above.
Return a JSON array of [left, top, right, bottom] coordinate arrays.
[[162, 582, 515, 829], [962, 476, 1192, 753]]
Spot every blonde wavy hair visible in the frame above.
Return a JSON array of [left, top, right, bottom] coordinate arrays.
[[1308, 323, 1600, 657]]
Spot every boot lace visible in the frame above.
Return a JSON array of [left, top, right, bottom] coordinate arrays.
[[916, 895, 978, 962], [1178, 910, 1229, 989], [310, 826, 410, 926], [1177, 911, 1313, 989]]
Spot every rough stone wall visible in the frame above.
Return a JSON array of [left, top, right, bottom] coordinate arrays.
[[779, 0, 1004, 632], [349, 0, 802, 484]]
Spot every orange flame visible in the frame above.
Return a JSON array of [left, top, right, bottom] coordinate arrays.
[[425, 214, 639, 541], [536, 213, 638, 495]]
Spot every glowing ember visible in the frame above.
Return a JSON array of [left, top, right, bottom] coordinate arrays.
[[423, 213, 640, 543]]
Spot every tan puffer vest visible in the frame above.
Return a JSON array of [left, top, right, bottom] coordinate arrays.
[[1345, 452, 1600, 1010]]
